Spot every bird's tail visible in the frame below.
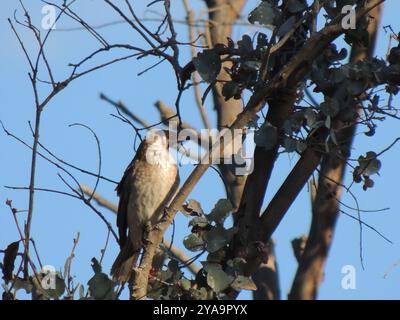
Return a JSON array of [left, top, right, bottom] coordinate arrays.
[[110, 240, 139, 283]]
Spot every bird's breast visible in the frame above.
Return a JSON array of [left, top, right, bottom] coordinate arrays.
[[127, 155, 177, 226]]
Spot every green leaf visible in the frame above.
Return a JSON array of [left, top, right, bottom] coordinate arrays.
[[87, 272, 116, 300], [193, 49, 221, 83], [226, 258, 247, 274], [358, 151, 381, 176], [231, 276, 257, 291], [296, 140, 307, 153], [237, 35, 253, 55], [183, 234, 205, 252], [13, 277, 33, 294], [152, 247, 167, 271], [1, 241, 19, 283], [330, 68, 348, 83], [347, 79, 367, 95], [330, 129, 338, 145], [320, 98, 340, 117], [243, 60, 262, 71], [31, 272, 66, 300], [325, 115, 331, 129], [287, 0, 308, 13], [283, 137, 297, 153], [277, 16, 297, 37], [190, 287, 208, 300], [202, 263, 234, 293], [207, 249, 226, 264], [79, 284, 85, 299], [158, 268, 173, 282], [183, 199, 204, 216], [168, 259, 180, 273], [304, 108, 318, 127], [254, 122, 278, 150], [45, 273, 66, 299], [189, 216, 210, 228], [222, 81, 242, 101], [90, 257, 102, 274], [283, 111, 305, 134], [248, 2, 279, 27], [208, 199, 233, 225], [205, 226, 236, 253], [179, 279, 192, 291]]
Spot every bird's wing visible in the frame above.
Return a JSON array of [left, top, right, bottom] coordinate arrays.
[[115, 144, 144, 249], [151, 166, 180, 225]]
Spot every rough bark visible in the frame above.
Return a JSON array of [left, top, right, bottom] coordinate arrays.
[[205, 0, 247, 211], [252, 240, 281, 300]]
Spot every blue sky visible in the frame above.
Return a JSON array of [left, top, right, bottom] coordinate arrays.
[[1, 0, 400, 300]]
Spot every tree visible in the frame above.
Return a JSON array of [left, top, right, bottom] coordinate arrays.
[[1, 0, 399, 300]]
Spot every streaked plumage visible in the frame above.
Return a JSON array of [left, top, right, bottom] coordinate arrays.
[[111, 131, 179, 282]]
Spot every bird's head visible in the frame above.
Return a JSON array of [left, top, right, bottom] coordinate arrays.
[[144, 129, 170, 150], [143, 129, 177, 167]]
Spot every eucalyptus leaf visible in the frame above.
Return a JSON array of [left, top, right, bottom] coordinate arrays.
[[325, 115, 332, 128], [358, 151, 381, 176], [243, 60, 262, 71], [183, 233, 205, 252], [205, 226, 236, 253], [45, 273, 66, 299], [87, 272, 115, 300], [168, 259, 180, 273], [222, 81, 241, 101], [13, 277, 33, 294], [330, 129, 338, 145], [91, 257, 102, 274], [231, 276, 257, 291], [330, 68, 347, 83], [283, 137, 297, 153], [248, 2, 279, 27], [190, 287, 208, 300], [183, 199, 204, 216], [1, 241, 19, 283], [208, 199, 233, 225], [304, 108, 318, 127], [287, 0, 308, 13], [347, 79, 367, 95], [179, 279, 192, 291], [193, 50, 221, 83], [189, 216, 209, 228], [320, 98, 340, 117], [254, 123, 278, 150], [79, 284, 85, 299], [202, 263, 234, 292], [296, 140, 307, 153]]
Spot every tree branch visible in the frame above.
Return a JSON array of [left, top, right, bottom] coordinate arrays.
[[128, 0, 386, 299], [289, 1, 383, 300], [79, 185, 200, 276]]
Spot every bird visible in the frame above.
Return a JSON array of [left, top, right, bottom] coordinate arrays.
[[111, 129, 180, 282]]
